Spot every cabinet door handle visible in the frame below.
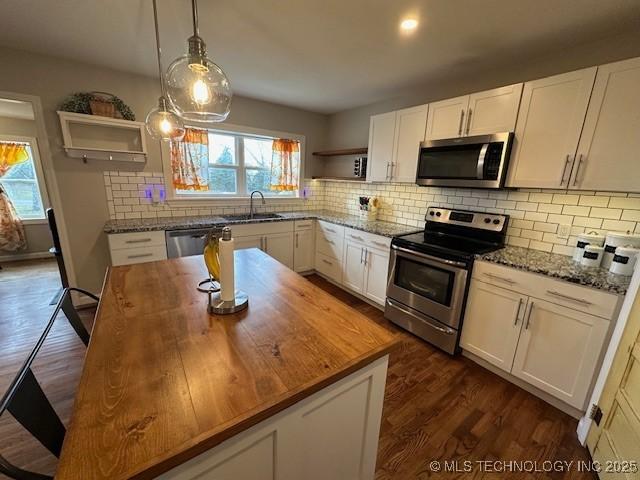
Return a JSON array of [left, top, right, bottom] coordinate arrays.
[[351, 234, 364, 241], [515, 298, 523, 325], [390, 162, 395, 180], [324, 227, 336, 234], [385, 162, 391, 180], [573, 154, 584, 186], [364, 248, 368, 266], [560, 154, 572, 185], [546, 290, 593, 306], [483, 272, 516, 285], [360, 247, 364, 264], [372, 240, 387, 248], [125, 238, 152, 244], [264, 236, 268, 251], [465, 108, 472, 135], [525, 302, 534, 330], [127, 253, 153, 259], [322, 259, 332, 265], [295, 232, 299, 248], [458, 109, 465, 136], [326, 239, 335, 245]]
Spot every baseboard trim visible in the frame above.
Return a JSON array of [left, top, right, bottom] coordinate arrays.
[[461, 350, 584, 419], [0, 251, 53, 262]]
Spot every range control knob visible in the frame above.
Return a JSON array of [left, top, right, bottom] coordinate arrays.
[[429, 211, 435, 216], [435, 211, 442, 217], [493, 219, 501, 225], [484, 218, 491, 224]]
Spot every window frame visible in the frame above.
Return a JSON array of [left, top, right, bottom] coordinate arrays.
[[0, 135, 49, 224], [162, 123, 305, 204]]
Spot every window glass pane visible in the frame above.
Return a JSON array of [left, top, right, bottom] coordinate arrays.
[[208, 133, 236, 165], [244, 137, 273, 168], [0, 144, 45, 219], [208, 167, 237, 194], [246, 168, 270, 193]]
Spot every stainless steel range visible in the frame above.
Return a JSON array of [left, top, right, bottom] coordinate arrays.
[[385, 207, 508, 354]]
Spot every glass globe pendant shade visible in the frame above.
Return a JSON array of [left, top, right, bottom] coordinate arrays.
[[145, 97, 186, 142], [165, 36, 232, 123]]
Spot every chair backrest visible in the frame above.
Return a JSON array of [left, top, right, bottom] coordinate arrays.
[[0, 288, 98, 479]]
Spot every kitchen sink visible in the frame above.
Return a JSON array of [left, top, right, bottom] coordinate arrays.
[[221, 213, 283, 221]]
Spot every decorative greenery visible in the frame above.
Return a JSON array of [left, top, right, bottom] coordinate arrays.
[[59, 92, 135, 121]]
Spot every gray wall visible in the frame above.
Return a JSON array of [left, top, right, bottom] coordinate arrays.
[[0, 114, 53, 257], [0, 46, 328, 291], [325, 29, 640, 149]]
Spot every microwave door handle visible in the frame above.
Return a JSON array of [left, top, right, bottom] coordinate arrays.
[[477, 143, 489, 180]]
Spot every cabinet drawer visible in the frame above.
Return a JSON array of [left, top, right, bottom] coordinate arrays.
[[316, 230, 343, 260], [473, 260, 620, 319], [344, 228, 391, 251], [294, 219, 314, 231], [111, 244, 167, 266], [317, 220, 344, 237], [315, 252, 342, 283], [230, 221, 293, 237], [108, 231, 165, 250]]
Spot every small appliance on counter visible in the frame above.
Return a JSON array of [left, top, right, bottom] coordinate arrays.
[[385, 208, 509, 354]]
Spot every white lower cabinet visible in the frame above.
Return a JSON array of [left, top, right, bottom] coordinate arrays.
[[461, 263, 619, 411], [108, 231, 167, 266], [364, 247, 390, 305], [158, 356, 389, 480], [233, 222, 294, 269], [342, 240, 367, 294], [511, 299, 609, 409], [460, 281, 527, 372], [234, 235, 264, 251], [293, 221, 314, 273], [264, 232, 294, 269]]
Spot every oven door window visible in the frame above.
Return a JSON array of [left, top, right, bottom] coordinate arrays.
[[394, 256, 455, 306], [417, 144, 483, 179]]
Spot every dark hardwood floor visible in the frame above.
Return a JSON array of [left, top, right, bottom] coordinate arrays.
[[0, 262, 593, 479]]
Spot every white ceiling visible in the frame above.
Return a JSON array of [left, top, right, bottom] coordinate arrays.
[[0, 98, 35, 120], [0, 0, 639, 113]]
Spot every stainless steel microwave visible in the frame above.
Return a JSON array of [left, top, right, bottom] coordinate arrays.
[[416, 132, 513, 189]]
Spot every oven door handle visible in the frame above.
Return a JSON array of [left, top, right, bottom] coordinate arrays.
[[386, 299, 456, 335], [476, 143, 489, 180], [391, 245, 467, 269]]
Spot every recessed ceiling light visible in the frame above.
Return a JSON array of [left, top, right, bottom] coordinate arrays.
[[400, 18, 419, 32]]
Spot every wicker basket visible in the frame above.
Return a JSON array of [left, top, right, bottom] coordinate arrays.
[[89, 92, 117, 118]]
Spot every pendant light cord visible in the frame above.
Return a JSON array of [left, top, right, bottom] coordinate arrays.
[[152, 0, 166, 97], [191, 0, 199, 37]]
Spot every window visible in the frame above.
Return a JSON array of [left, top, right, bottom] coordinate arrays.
[[171, 126, 302, 198], [0, 140, 46, 220]]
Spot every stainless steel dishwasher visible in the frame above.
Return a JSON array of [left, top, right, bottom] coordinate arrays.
[[165, 228, 214, 258]]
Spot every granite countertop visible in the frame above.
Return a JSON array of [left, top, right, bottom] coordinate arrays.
[[478, 245, 631, 295], [104, 210, 421, 238]]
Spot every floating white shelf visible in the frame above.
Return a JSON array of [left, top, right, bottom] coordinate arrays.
[[57, 111, 148, 163]]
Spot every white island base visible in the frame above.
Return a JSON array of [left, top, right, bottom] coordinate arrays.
[[159, 355, 389, 480]]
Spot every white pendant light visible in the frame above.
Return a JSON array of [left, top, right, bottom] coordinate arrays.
[[145, 0, 185, 141], [165, 0, 232, 123]]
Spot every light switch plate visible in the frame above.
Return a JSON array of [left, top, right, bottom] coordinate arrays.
[[557, 224, 571, 239]]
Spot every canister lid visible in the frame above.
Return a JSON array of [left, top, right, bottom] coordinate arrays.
[[577, 231, 605, 241], [614, 245, 640, 256], [605, 231, 640, 242]]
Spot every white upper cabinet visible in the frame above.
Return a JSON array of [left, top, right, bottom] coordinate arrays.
[[506, 67, 597, 188], [571, 57, 640, 192], [391, 105, 428, 182], [425, 84, 523, 140], [367, 111, 396, 182], [367, 105, 427, 183], [424, 95, 469, 140], [466, 83, 523, 136]]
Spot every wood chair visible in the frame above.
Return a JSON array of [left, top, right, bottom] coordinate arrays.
[[0, 287, 98, 479]]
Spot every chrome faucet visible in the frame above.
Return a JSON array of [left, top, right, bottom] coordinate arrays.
[[249, 190, 265, 219]]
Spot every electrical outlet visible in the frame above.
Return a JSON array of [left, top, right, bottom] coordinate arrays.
[[557, 224, 571, 239]]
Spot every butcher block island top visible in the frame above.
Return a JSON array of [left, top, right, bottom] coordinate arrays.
[[56, 248, 398, 480]]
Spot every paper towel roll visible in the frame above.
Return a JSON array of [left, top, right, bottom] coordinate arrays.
[[219, 228, 235, 302]]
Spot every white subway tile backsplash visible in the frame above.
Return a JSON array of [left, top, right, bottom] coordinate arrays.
[[103, 172, 638, 258]]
